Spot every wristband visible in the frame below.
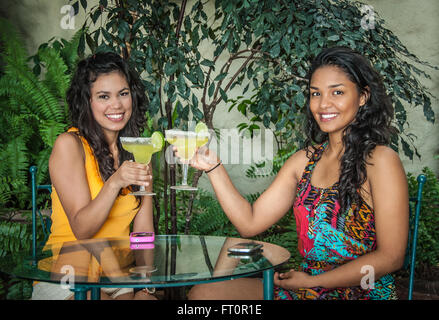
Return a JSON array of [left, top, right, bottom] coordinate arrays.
[[130, 232, 155, 243], [205, 160, 222, 174]]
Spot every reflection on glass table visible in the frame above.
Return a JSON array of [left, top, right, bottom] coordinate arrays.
[[0, 235, 290, 300]]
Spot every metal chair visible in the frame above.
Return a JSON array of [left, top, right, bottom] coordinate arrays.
[[29, 166, 106, 299], [30, 165, 52, 264], [404, 174, 427, 300]]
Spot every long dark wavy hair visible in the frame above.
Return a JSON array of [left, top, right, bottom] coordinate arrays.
[[66, 52, 148, 192], [304, 47, 397, 216]]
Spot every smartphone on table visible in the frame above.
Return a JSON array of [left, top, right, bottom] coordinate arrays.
[[227, 242, 263, 255]]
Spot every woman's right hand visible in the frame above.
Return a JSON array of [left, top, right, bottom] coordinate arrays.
[[181, 146, 220, 172], [172, 146, 220, 171], [109, 160, 151, 190]]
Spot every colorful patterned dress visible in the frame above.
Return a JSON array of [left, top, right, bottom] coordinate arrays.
[[274, 143, 397, 300]]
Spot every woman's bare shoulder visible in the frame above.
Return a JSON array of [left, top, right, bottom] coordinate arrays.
[[281, 147, 311, 182], [366, 145, 405, 182], [50, 131, 84, 162], [367, 145, 401, 167]]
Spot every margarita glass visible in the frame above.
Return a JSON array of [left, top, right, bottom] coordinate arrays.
[[120, 134, 163, 196], [165, 128, 209, 191]]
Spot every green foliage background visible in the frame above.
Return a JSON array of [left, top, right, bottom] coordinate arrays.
[[407, 168, 439, 274], [0, 18, 82, 214]]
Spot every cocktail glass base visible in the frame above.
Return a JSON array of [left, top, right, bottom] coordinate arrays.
[[129, 191, 156, 196], [170, 185, 198, 191]]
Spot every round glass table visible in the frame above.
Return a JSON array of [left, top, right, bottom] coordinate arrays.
[[0, 235, 290, 300]]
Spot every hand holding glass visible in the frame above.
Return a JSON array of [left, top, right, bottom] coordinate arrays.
[[120, 136, 162, 196]]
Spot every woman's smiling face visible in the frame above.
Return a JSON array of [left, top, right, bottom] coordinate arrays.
[[89, 71, 132, 136], [309, 65, 368, 137]]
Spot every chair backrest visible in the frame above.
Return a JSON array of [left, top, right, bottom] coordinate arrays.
[[405, 174, 427, 300], [30, 166, 52, 264]]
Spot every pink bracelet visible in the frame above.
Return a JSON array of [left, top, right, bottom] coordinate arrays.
[[130, 242, 155, 250]]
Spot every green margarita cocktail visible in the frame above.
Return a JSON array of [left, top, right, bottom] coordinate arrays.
[[165, 122, 210, 191], [120, 132, 164, 196]]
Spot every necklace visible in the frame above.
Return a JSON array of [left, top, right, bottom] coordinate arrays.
[[308, 188, 325, 237]]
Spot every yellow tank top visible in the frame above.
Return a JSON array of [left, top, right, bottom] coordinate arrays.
[[46, 127, 139, 245]]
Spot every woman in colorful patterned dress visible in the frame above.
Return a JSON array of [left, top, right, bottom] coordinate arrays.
[[186, 47, 409, 300]]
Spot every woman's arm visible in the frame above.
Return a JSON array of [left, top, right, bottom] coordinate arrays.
[[274, 146, 409, 290], [49, 133, 151, 239], [189, 147, 309, 237]]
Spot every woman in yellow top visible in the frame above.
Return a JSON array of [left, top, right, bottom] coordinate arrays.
[[31, 52, 155, 300]]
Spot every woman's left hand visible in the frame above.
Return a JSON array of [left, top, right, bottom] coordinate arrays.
[[273, 269, 315, 290]]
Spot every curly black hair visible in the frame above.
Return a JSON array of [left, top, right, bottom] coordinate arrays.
[[304, 47, 397, 216], [66, 52, 148, 192]]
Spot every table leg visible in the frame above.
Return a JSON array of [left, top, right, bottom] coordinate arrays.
[[263, 268, 274, 300], [71, 286, 89, 300], [91, 287, 101, 300]]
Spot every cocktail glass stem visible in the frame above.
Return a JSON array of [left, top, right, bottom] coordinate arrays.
[[181, 163, 189, 186]]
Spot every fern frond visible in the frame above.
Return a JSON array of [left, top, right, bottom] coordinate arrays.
[[0, 18, 28, 70], [38, 46, 71, 104], [39, 119, 67, 147], [0, 221, 31, 259], [4, 112, 35, 141], [0, 75, 38, 119], [188, 190, 239, 237], [0, 177, 13, 206], [60, 28, 83, 70], [3, 137, 29, 185], [245, 149, 295, 179], [0, 73, 20, 98], [15, 61, 63, 122], [0, 22, 64, 124], [35, 148, 52, 186]]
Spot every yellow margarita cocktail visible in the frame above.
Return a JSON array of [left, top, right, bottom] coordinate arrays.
[[166, 133, 209, 161], [165, 123, 210, 191], [120, 132, 164, 196], [121, 141, 158, 164]]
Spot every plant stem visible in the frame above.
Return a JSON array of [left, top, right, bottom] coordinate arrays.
[[184, 170, 203, 234], [167, 0, 188, 235]]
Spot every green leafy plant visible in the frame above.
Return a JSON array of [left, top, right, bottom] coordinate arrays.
[[181, 189, 239, 237], [0, 18, 84, 300], [223, 0, 437, 158], [407, 167, 439, 276], [0, 220, 34, 300], [0, 221, 31, 259], [0, 18, 82, 213]]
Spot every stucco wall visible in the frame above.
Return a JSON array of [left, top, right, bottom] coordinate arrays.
[[1, 0, 437, 196]]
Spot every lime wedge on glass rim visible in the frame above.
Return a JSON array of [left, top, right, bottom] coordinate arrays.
[[151, 131, 165, 152], [195, 122, 208, 134], [194, 122, 210, 147]]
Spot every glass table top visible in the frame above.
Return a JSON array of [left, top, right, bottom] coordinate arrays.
[[0, 235, 291, 287]]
